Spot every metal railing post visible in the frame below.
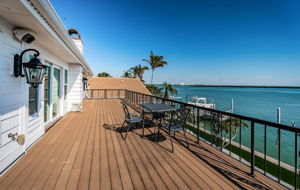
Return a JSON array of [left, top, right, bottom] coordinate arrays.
[[197, 108, 200, 143], [278, 128, 281, 182], [251, 121, 255, 176], [264, 124, 267, 175], [295, 132, 298, 189]]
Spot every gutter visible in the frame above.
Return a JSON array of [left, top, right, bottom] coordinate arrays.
[[25, 0, 93, 75]]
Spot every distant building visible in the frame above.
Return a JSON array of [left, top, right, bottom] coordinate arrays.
[[0, 0, 92, 173]]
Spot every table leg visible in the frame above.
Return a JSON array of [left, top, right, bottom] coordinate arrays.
[[142, 111, 145, 138], [156, 112, 166, 142]]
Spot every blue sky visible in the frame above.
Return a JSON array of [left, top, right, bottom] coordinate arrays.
[[51, 0, 300, 85]]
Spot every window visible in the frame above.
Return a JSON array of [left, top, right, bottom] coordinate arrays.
[[29, 86, 38, 115], [64, 70, 68, 100]]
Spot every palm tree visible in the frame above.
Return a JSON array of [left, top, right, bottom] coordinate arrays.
[[130, 65, 149, 81], [97, 72, 112, 77], [162, 82, 177, 99], [122, 70, 133, 78], [146, 84, 163, 96], [142, 51, 168, 84], [221, 118, 249, 148]]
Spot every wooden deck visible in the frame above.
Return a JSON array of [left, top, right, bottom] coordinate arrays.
[[0, 99, 285, 190]]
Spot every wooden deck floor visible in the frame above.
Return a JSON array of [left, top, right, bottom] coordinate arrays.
[[0, 99, 286, 190]]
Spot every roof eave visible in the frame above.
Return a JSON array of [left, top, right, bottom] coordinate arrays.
[[28, 0, 93, 75]]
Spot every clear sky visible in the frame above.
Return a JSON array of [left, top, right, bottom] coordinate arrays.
[[51, 0, 300, 85]]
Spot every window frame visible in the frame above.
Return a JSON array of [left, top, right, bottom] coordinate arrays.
[[64, 69, 68, 100]]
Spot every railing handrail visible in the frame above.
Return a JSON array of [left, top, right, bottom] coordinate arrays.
[[123, 89, 300, 133]]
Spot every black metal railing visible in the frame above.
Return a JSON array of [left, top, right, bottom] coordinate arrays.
[[89, 89, 300, 189]]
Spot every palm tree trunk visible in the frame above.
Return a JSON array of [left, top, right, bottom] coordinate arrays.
[[164, 90, 169, 99], [151, 69, 154, 84]]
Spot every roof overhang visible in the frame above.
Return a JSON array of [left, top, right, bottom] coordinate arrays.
[[0, 0, 93, 75]]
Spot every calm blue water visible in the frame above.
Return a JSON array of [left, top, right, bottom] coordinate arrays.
[[165, 86, 300, 166]]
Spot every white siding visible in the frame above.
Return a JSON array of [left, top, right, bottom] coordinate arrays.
[[0, 17, 84, 174], [68, 64, 83, 111], [0, 18, 25, 173]]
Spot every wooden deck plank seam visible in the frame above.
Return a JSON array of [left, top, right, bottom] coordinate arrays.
[[52, 102, 96, 190], [65, 101, 97, 190], [0, 113, 76, 186], [75, 100, 98, 190], [105, 100, 126, 190], [113, 100, 177, 190], [115, 100, 172, 190], [13, 112, 84, 189]]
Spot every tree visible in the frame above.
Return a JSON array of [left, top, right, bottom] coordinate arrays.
[[142, 51, 168, 84], [122, 70, 133, 78], [146, 84, 163, 96], [162, 82, 177, 99], [220, 117, 249, 148], [98, 72, 112, 77], [130, 64, 149, 81]]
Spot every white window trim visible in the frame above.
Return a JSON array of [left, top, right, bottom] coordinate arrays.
[[64, 69, 68, 100], [52, 65, 63, 120]]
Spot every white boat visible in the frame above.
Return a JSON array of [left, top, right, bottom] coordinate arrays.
[[187, 96, 216, 109], [170, 96, 182, 100]]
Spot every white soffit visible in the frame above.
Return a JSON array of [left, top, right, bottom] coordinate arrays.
[[0, 0, 92, 75]]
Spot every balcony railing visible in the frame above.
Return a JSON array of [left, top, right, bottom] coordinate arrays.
[[86, 89, 300, 189], [86, 89, 126, 99]]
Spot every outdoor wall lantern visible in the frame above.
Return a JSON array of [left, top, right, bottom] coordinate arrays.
[[14, 49, 46, 88]]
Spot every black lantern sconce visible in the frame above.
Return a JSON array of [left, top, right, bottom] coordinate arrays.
[[14, 49, 46, 88], [82, 77, 88, 91]]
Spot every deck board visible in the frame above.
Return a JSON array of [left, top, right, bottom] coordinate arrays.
[[0, 99, 286, 190]]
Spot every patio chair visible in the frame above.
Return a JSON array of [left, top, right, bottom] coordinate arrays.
[[120, 102, 143, 139], [160, 107, 190, 152]]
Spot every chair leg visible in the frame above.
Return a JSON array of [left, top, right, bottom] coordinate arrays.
[[183, 129, 189, 149], [120, 121, 126, 132], [153, 124, 157, 134], [169, 130, 174, 153], [125, 123, 131, 140]]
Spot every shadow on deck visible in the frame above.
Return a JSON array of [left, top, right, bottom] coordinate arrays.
[[0, 99, 285, 190]]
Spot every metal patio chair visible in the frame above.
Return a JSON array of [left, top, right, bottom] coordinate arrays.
[[160, 107, 190, 152], [120, 102, 143, 139]]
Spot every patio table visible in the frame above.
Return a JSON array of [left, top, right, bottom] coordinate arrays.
[[141, 103, 178, 138]]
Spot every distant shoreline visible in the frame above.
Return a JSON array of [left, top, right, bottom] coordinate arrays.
[[177, 85, 300, 89]]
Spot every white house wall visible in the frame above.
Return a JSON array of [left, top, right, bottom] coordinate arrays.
[[0, 17, 84, 174], [68, 64, 83, 111]]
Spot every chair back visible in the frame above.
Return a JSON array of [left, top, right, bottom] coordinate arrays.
[[171, 107, 190, 128], [121, 102, 131, 120]]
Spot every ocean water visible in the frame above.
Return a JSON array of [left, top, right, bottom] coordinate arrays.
[[164, 86, 300, 166]]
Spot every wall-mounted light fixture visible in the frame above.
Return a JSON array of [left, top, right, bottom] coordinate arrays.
[[14, 49, 46, 88], [82, 76, 88, 90]]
